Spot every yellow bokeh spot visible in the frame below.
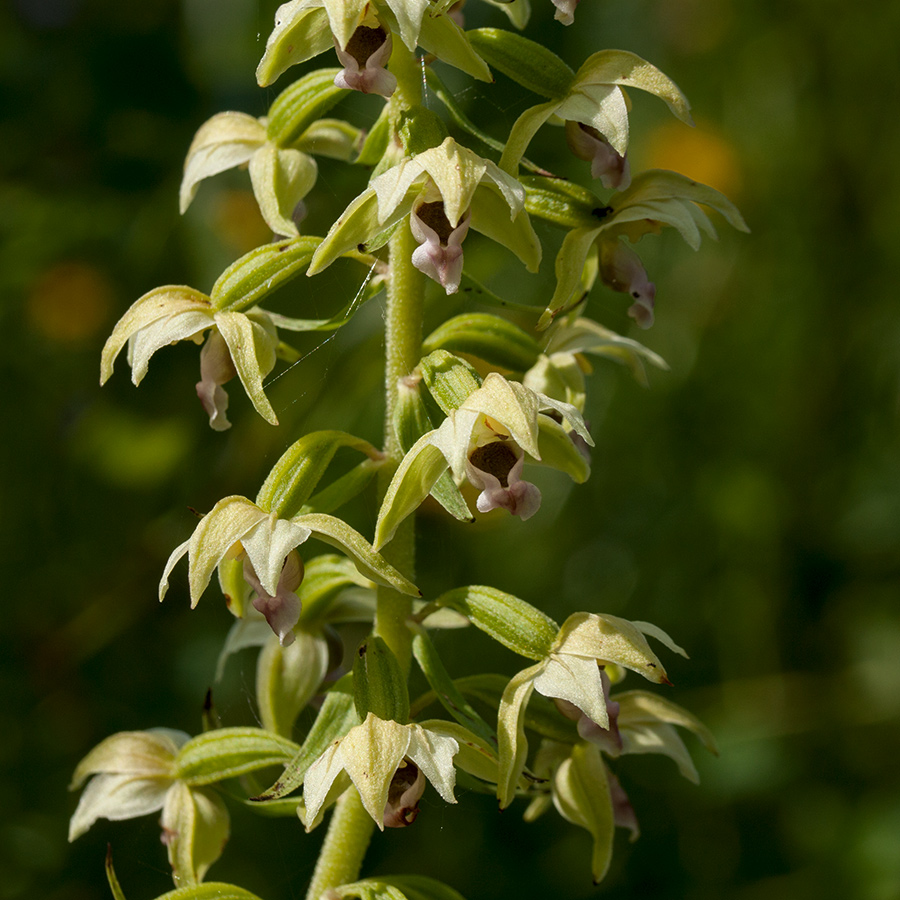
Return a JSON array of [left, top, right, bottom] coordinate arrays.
[[213, 189, 273, 254], [27, 261, 115, 344], [641, 120, 744, 200]]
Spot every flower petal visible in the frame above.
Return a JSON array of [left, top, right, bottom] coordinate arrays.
[[406, 725, 459, 805], [68, 773, 170, 841]]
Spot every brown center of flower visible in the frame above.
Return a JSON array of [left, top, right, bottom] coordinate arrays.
[[383, 759, 425, 828], [469, 441, 518, 487], [415, 201, 454, 244], [344, 24, 387, 65]]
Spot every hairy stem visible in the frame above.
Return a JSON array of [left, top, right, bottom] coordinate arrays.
[[375, 222, 424, 671], [304, 789, 375, 900]]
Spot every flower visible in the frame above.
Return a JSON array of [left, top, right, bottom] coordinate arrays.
[[309, 138, 541, 294], [100, 286, 280, 430], [300, 713, 459, 830], [496, 612, 686, 807], [256, 0, 490, 90], [540, 169, 749, 330], [524, 316, 669, 409], [500, 50, 693, 177], [551, 0, 581, 25], [565, 120, 631, 190], [160, 496, 419, 646], [179, 113, 318, 238], [374, 372, 592, 548], [69, 730, 229, 887]]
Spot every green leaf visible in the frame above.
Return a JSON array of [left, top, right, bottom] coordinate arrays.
[[423, 313, 541, 373], [353, 635, 410, 723], [105, 849, 127, 900], [175, 727, 299, 786], [256, 430, 381, 518], [436, 586, 558, 659], [411, 630, 496, 745], [252, 678, 358, 801], [418, 350, 482, 415], [266, 68, 346, 146], [467, 28, 574, 99], [210, 236, 321, 312]]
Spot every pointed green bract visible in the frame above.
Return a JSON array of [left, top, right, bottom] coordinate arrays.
[[253, 677, 359, 802]]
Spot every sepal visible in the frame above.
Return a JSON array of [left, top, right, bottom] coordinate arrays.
[[552, 743, 615, 884], [162, 782, 231, 887], [536, 415, 591, 482], [353, 635, 411, 724]]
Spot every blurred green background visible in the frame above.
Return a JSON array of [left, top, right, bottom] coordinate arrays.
[[3, 0, 900, 898]]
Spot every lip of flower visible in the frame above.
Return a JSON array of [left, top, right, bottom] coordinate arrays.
[[333, 21, 397, 97], [307, 138, 541, 289]]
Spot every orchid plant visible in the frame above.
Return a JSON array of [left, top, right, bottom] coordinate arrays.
[[72, 3, 746, 899]]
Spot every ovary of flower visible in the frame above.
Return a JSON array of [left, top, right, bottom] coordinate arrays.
[[374, 373, 592, 549], [496, 613, 687, 808], [301, 713, 459, 831], [180, 111, 318, 238], [159, 496, 419, 644], [68, 729, 230, 885], [100, 286, 280, 429], [308, 138, 541, 293]]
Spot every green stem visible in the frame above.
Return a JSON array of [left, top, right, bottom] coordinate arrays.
[[304, 140, 425, 900], [375, 222, 425, 672], [304, 789, 375, 900]]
